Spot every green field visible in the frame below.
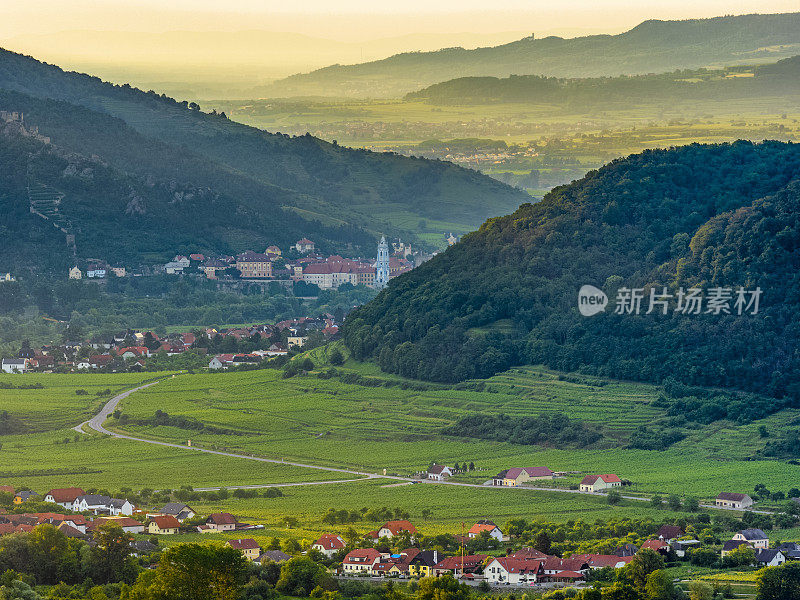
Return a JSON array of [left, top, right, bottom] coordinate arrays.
[[1, 359, 798, 541]]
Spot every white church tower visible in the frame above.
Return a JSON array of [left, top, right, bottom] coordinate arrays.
[[375, 236, 390, 289]]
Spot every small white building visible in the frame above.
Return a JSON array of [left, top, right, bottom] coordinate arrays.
[[716, 493, 754, 510], [580, 474, 622, 493], [426, 464, 453, 481], [311, 534, 346, 557], [1, 359, 27, 373]]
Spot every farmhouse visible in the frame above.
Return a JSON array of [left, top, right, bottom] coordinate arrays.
[[44, 488, 85, 509], [426, 464, 453, 481], [579, 474, 622, 493], [716, 492, 753, 509], [227, 538, 261, 561], [147, 515, 180, 535], [732, 529, 769, 549], [312, 534, 346, 557], [493, 467, 554, 486]]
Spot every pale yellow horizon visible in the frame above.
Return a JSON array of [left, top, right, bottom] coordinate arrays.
[[4, 0, 799, 39]]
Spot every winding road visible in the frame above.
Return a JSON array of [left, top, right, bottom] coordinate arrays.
[[72, 381, 776, 514]]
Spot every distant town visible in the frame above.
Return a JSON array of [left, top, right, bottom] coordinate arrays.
[[61, 235, 457, 290]]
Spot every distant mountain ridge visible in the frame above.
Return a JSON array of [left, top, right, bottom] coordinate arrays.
[[0, 48, 527, 273], [405, 56, 800, 105], [265, 12, 800, 98]]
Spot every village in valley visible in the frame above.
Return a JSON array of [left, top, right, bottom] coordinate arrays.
[[0, 466, 793, 593]]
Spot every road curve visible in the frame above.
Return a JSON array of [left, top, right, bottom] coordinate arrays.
[[77, 381, 775, 514], [76, 380, 381, 482]]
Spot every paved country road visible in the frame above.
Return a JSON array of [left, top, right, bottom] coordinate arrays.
[[74, 381, 776, 514]]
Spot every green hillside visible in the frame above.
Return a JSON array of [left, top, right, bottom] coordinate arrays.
[[0, 48, 527, 268], [405, 56, 800, 105], [265, 12, 800, 98], [343, 142, 800, 402]]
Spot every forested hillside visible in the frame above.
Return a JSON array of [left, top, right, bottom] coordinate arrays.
[[0, 48, 526, 267], [343, 142, 800, 401], [405, 56, 800, 105], [266, 12, 800, 97]]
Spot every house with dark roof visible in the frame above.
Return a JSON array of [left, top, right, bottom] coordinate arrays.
[[151, 503, 195, 522], [408, 550, 439, 578], [656, 525, 685, 542], [259, 550, 291, 564], [716, 492, 754, 509], [426, 464, 453, 481], [732, 529, 769, 549], [13, 491, 39, 504], [722, 540, 752, 556], [756, 549, 786, 567], [493, 467, 554, 487], [614, 543, 638, 557]]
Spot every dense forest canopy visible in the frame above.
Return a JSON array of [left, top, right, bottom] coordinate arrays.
[[265, 12, 800, 97], [405, 56, 800, 105], [344, 141, 800, 401], [0, 47, 526, 259]]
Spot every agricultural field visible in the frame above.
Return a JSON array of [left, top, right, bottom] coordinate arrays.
[[102, 357, 800, 499]]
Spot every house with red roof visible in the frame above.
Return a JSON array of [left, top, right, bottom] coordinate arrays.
[[44, 488, 85, 509], [569, 554, 635, 569], [147, 515, 180, 534], [378, 520, 417, 539], [227, 538, 261, 560], [640, 539, 670, 554], [542, 557, 590, 577], [342, 548, 384, 573], [205, 513, 237, 532], [431, 554, 488, 576], [312, 534, 346, 557], [579, 474, 622, 493], [468, 522, 504, 542], [117, 346, 149, 359]]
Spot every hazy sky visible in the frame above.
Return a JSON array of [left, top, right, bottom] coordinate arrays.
[[4, 0, 799, 39]]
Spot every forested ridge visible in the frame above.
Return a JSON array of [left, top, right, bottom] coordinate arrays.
[[343, 141, 800, 400], [0, 47, 526, 254], [406, 56, 800, 105]]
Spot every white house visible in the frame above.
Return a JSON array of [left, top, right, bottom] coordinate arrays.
[[342, 548, 383, 573], [716, 493, 754, 509], [45, 488, 85, 509], [109, 498, 135, 516], [1, 359, 27, 373], [73, 495, 133, 515], [311, 534, 346, 557], [732, 529, 769, 549], [86, 265, 106, 278], [579, 474, 622, 492], [484, 557, 543, 585], [756, 549, 786, 567], [468, 522, 504, 541], [426, 464, 453, 481]]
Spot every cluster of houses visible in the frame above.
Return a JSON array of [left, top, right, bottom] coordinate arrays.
[[66, 237, 428, 291], [0, 314, 341, 373]]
